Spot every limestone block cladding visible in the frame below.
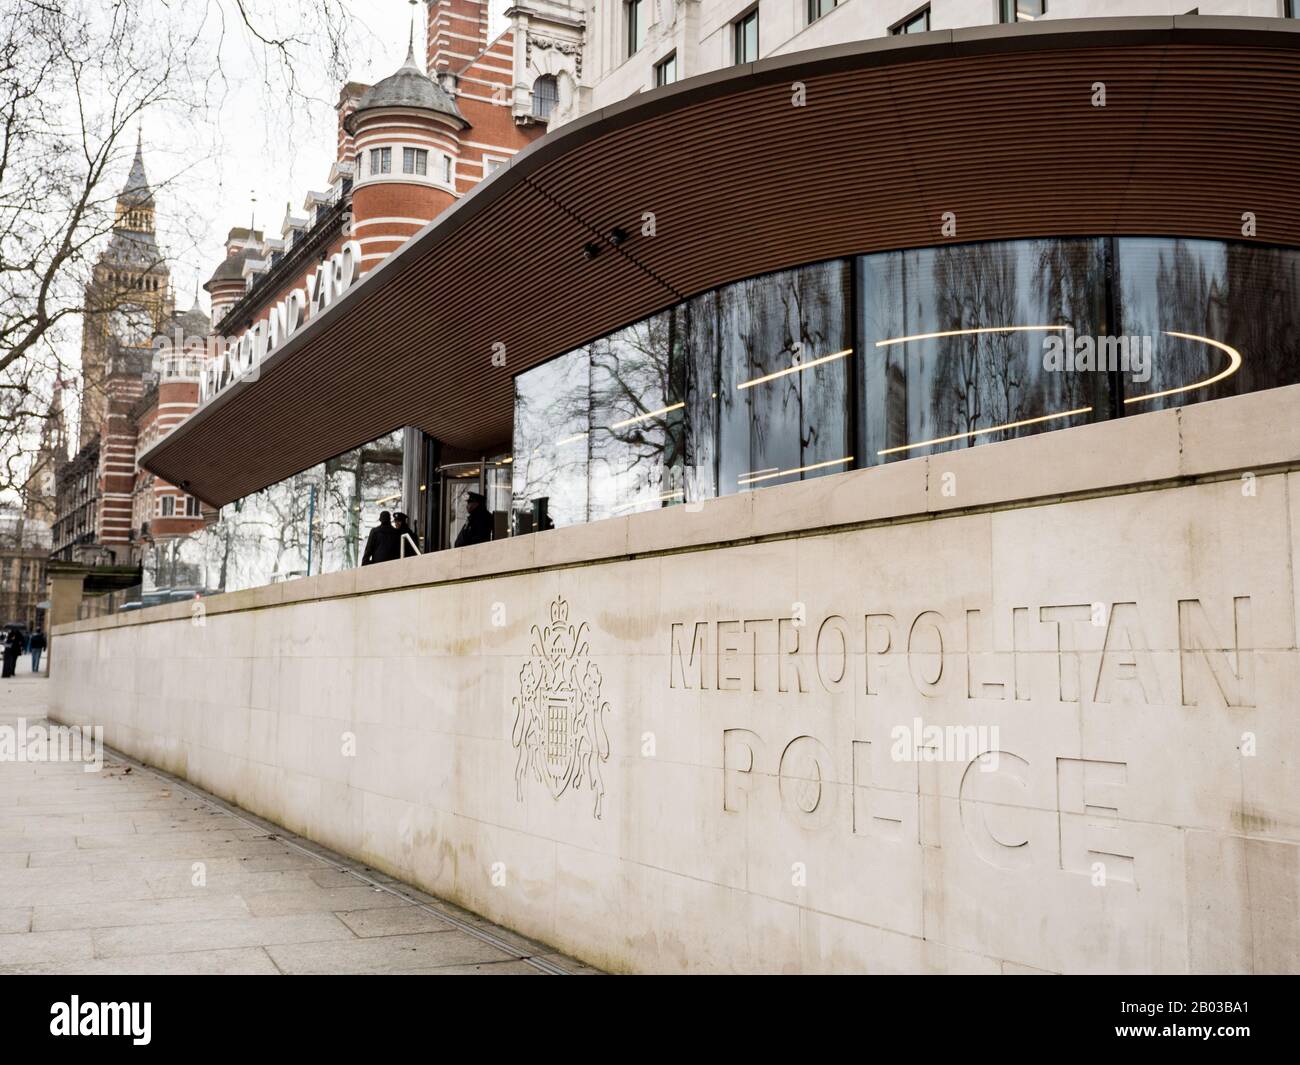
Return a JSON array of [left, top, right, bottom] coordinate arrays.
[[51, 385, 1300, 974]]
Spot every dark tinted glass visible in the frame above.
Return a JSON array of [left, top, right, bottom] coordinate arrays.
[[858, 239, 1106, 463], [1116, 238, 1300, 412], [714, 261, 853, 492]]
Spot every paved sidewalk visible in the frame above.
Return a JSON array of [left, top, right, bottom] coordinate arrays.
[[0, 676, 595, 975]]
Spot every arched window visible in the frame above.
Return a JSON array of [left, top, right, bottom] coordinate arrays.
[[532, 75, 558, 120]]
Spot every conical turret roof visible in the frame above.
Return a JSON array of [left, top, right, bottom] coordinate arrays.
[[345, 40, 466, 132], [120, 129, 154, 208]]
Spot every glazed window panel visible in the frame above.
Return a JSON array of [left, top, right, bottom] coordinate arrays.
[[315, 433, 405, 573], [402, 147, 427, 175], [685, 291, 720, 504], [1115, 238, 1300, 413], [734, 11, 759, 65], [141, 430, 405, 596], [511, 345, 591, 532], [654, 53, 678, 87], [588, 308, 687, 521], [715, 261, 853, 494], [858, 239, 1107, 464]]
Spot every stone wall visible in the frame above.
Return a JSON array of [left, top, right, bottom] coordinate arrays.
[[50, 387, 1300, 973]]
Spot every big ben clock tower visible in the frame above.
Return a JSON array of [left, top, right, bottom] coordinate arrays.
[[76, 130, 173, 450]]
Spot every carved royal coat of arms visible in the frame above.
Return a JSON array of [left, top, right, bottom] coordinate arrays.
[[511, 596, 611, 819]]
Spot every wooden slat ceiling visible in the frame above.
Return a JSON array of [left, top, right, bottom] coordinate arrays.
[[141, 17, 1300, 508]]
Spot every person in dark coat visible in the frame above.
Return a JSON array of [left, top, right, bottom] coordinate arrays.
[[28, 630, 46, 673], [361, 511, 402, 565], [392, 512, 417, 556], [1, 630, 20, 678], [454, 492, 493, 548]]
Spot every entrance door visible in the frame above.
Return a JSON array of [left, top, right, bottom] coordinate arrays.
[[436, 457, 513, 550], [438, 462, 481, 550]]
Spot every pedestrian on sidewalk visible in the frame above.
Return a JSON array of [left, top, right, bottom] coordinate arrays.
[[28, 630, 46, 674], [1, 629, 20, 678]]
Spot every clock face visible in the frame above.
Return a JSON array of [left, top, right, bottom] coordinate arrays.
[[111, 302, 153, 345]]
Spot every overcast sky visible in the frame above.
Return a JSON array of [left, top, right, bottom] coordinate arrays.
[[151, 0, 509, 311]]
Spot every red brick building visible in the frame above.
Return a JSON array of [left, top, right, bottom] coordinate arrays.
[[204, 2, 576, 358]]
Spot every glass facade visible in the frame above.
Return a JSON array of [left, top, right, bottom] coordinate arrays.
[[141, 430, 404, 600], [512, 310, 687, 531], [860, 239, 1106, 461], [1114, 238, 1300, 412], [712, 261, 852, 492], [140, 235, 1300, 603], [513, 237, 1300, 526]]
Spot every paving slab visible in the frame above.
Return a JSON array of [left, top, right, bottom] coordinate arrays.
[[92, 912, 357, 958], [0, 946, 281, 975], [0, 929, 94, 966], [0, 676, 592, 975], [32, 894, 254, 932], [265, 930, 513, 974], [336, 905, 466, 938], [242, 885, 411, 918]]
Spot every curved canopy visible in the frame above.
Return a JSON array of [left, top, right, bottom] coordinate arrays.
[[141, 17, 1300, 508]]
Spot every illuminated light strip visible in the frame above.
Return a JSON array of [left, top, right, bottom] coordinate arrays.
[[609, 402, 685, 429], [613, 490, 685, 512], [875, 325, 1069, 348], [738, 456, 854, 485], [877, 407, 1092, 457], [554, 432, 588, 447], [738, 466, 779, 480], [1123, 331, 1243, 406], [736, 348, 853, 390]]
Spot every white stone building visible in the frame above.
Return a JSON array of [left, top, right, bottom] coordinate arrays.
[[548, 0, 1299, 126]]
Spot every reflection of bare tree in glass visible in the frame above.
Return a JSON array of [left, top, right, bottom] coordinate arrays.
[[589, 310, 683, 518], [319, 438, 402, 569], [1119, 239, 1300, 410], [1035, 240, 1105, 414], [278, 478, 315, 578], [143, 432, 406, 596], [512, 348, 590, 529], [928, 247, 1020, 441], [686, 293, 719, 499], [922, 241, 1104, 447], [1140, 241, 1217, 402], [719, 263, 849, 487], [1224, 244, 1300, 394]]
